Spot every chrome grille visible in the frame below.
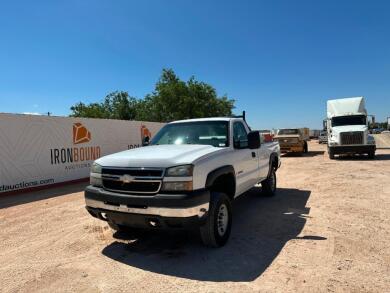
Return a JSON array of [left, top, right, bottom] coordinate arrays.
[[340, 132, 363, 145], [278, 138, 298, 144], [101, 168, 163, 194]]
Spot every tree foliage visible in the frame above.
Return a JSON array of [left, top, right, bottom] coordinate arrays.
[[70, 69, 235, 122], [70, 91, 138, 120]]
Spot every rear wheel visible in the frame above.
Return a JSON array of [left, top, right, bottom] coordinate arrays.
[[262, 168, 277, 197], [200, 192, 232, 248]]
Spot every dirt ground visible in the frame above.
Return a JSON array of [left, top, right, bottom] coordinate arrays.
[[373, 132, 390, 149], [1, 141, 389, 293]]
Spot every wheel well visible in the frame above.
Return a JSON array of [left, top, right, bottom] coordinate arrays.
[[209, 173, 235, 200]]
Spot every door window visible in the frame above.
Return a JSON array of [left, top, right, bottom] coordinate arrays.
[[233, 122, 248, 148]]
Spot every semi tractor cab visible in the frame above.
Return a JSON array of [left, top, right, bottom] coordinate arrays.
[[326, 97, 376, 159]]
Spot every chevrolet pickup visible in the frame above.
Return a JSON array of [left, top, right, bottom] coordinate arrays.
[[85, 116, 281, 247]]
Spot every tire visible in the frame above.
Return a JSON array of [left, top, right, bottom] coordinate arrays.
[[261, 168, 277, 197], [200, 192, 232, 248], [304, 142, 308, 153], [368, 151, 375, 159], [328, 147, 335, 159]]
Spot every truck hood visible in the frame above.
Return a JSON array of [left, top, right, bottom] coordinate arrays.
[[95, 144, 225, 168], [332, 125, 367, 133]]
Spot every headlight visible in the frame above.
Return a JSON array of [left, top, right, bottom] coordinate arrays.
[[90, 163, 102, 187], [91, 162, 102, 174], [161, 181, 193, 192], [165, 165, 193, 177]]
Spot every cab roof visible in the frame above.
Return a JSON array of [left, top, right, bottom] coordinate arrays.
[[169, 117, 239, 124]]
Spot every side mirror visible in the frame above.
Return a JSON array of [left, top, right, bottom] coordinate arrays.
[[142, 136, 150, 146], [323, 119, 327, 131], [248, 131, 260, 149]]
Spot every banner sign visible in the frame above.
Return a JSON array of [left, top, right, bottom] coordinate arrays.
[[0, 114, 164, 194]]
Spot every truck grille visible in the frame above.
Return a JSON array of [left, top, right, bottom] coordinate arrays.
[[340, 131, 363, 145], [101, 168, 163, 177], [102, 180, 161, 194], [101, 167, 163, 194], [278, 138, 298, 144]]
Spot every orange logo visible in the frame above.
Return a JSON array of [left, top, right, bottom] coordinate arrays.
[[73, 123, 91, 144], [141, 125, 152, 141]]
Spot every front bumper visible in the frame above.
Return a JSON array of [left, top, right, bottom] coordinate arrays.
[[318, 138, 328, 143], [330, 144, 376, 154], [280, 145, 304, 153], [84, 185, 210, 229]]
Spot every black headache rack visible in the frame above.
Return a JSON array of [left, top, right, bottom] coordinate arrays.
[[231, 111, 252, 131], [231, 110, 246, 121]]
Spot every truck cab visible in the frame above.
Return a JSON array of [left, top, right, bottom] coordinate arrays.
[[326, 97, 376, 159]]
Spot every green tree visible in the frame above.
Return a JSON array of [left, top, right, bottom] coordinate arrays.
[[70, 91, 138, 120], [69, 69, 235, 122], [70, 102, 108, 118], [136, 69, 235, 122]]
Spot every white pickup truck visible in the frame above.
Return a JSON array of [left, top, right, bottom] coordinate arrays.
[[85, 116, 281, 247]]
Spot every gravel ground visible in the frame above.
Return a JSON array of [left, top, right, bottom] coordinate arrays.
[[1, 141, 389, 293]]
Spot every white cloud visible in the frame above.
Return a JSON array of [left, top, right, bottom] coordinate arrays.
[[22, 112, 41, 115]]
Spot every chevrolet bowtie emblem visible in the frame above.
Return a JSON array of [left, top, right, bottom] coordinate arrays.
[[120, 174, 135, 183]]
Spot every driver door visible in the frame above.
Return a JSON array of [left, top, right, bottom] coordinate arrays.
[[232, 121, 260, 196]]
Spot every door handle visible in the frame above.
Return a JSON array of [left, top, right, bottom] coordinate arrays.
[[251, 152, 256, 158]]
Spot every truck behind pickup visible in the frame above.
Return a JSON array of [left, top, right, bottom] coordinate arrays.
[[274, 128, 309, 154], [85, 117, 281, 247]]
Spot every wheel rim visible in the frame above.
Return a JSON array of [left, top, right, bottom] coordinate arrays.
[[217, 204, 229, 237]]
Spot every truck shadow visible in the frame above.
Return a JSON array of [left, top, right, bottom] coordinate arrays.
[[282, 151, 324, 157], [336, 153, 390, 161], [102, 187, 325, 282]]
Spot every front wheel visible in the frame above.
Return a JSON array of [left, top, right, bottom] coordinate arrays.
[[328, 147, 335, 159], [368, 151, 375, 159], [262, 169, 277, 197], [200, 192, 232, 248]]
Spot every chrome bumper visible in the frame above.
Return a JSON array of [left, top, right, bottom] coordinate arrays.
[[85, 198, 209, 218]]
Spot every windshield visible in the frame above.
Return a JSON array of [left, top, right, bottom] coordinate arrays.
[[320, 131, 327, 136], [278, 129, 299, 135], [332, 115, 366, 127], [150, 121, 229, 147]]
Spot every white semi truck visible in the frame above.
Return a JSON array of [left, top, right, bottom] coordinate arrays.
[[326, 97, 376, 159]]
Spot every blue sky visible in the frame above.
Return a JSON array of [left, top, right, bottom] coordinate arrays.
[[1, 0, 389, 129]]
